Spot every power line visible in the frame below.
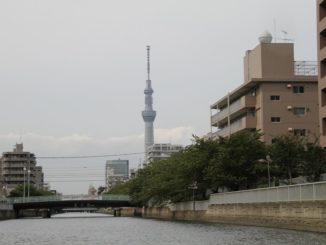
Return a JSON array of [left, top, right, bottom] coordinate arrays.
[[37, 151, 144, 159], [46, 180, 105, 183]]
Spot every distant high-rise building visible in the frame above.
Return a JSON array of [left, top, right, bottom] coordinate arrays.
[[88, 185, 97, 196], [142, 46, 156, 163], [35, 166, 44, 190], [0, 143, 44, 194], [105, 159, 129, 190], [147, 143, 184, 163]]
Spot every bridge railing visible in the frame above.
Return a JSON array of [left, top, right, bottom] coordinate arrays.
[[101, 194, 130, 201], [7, 195, 62, 204], [4, 194, 130, 204]]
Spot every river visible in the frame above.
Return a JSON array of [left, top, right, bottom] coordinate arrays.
[[0, 212, 326, 244]]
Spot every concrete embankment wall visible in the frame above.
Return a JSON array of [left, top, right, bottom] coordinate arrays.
[[0, 204, 14, 220], [99, 207, 135, 217], [135, 201, 326, 233]]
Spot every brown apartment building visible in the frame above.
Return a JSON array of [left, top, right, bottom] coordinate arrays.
[[317, 0, 326, 147], [0, 143, 43, 194], [209, 33, 318, 144]]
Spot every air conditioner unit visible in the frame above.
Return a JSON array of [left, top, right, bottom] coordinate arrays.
[[287, 105, 293, 110], [288, 127, 293, 132], [286, 84, 292, 88]]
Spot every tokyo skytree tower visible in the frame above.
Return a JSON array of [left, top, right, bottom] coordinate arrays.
[[141, 46, 156, 163]]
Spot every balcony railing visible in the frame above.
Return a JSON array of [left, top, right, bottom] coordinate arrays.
[[216, 116, 256, 137], [294, 61, 317, 76], [211, 96, 256, 126], [3, 170, 25, 175]]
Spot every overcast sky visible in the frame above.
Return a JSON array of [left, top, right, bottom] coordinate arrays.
[[0, 0, 317, 194]]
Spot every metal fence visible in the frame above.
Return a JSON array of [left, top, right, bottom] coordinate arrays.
[[209, 181, 326, 205], [294, 61, 318, 76]]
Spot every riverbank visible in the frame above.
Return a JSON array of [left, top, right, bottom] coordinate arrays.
[[131, 201, 326, 233], [0, 204, 14, 220]]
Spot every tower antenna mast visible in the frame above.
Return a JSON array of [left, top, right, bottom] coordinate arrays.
[[147, 45, 150, 81]]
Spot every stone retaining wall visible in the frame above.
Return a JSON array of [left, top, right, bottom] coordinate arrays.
[[137, 201, 326, 233], [0, 210, 14, 220]]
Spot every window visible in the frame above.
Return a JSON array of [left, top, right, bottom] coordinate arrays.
[[294, 129, 306, 136], [247, 108, 256, 116], [270, 95, 280, 101], [293, 86, 304, 94], [271, 117, 280, 123], [293, 107, 305, 116]]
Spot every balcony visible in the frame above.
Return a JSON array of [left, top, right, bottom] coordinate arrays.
[[215, 116, 257, 137], [3, 170, 25, 175], [211, 96, 256, 126], [2, 163, 27, 168], [5, 176, 24, 182]]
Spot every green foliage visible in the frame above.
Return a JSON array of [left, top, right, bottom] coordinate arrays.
[[123, 132, 326, 207], [301, 143, 326, 182], [128, 131, 267, 205], [9, 185, 54, 197], [270, 134, 305, 184], [207, 131, 266, 191], [105, 182, 130, 195]]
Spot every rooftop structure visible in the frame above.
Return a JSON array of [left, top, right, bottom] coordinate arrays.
[[209, 32, 318, 144]]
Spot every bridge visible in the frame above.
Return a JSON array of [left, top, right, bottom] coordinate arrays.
[[1, 194, 131, 218]]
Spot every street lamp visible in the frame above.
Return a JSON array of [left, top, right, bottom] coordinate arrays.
[[23, 167, 26, 202], [188, 181, 198, 211], [266, 155, 272, 188], [27, 169, 31, 199], [2, 186, 5, 196]]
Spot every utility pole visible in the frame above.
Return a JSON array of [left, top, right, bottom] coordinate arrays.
[[188, 181, 198, 211], [23, 166, 26, 202], [27, 169, 31, 199]]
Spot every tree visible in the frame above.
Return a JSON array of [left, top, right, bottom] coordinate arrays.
[[106, 182, 130, 195], [9, 185, 54, 197], [301, 143, 326, 182], [270, 134, 305, 184], [207, 131, 266, 191]]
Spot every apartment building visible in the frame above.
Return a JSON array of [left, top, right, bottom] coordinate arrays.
[[147, 143, 184, 163], [105, 159, 129, 190], [209, 33, 318, 144], [318, 0, 326, 147], [34, 166, 44, 190], [0, 144, 41, 193]]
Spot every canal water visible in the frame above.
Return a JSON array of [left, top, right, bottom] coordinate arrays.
[[0, 213, 326, 245]]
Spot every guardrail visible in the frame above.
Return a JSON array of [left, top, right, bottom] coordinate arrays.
[[294, 61, 317, 76], [101, 194, 130, 201], [3, 194, 130, 204], [209, 181, 326, 204]]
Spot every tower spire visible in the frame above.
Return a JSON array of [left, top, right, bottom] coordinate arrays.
[[142, 45, 156, 165], [147, 45, 150, 81]]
